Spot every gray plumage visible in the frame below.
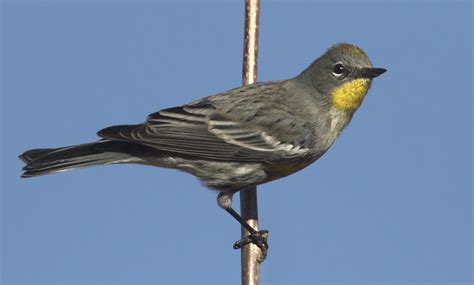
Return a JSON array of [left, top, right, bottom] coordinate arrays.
[[20, 43, 386, 193]]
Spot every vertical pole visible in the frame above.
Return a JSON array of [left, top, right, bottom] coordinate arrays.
[[240, 0, 261, 285]]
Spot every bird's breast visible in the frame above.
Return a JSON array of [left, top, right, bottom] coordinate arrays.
[[315, 108, 352, 153]]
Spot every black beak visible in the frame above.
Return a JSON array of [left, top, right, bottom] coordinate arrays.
[[358, 67, 387, 79]]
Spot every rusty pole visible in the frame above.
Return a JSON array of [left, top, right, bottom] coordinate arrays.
[[240, 0, 261, 284]]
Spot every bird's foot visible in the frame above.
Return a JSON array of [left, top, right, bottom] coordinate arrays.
[[233, 230, 269, 263]]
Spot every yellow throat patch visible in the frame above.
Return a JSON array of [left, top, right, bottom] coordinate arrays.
[[331, 78, 370, 111]]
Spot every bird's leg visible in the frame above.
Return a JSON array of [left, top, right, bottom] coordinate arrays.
[[217, 191, 269, 262]]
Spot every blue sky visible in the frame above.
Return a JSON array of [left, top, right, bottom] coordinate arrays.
[[1, 1, 472, 284]]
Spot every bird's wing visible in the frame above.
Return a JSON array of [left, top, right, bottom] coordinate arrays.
[[98, 101, 313, 163]]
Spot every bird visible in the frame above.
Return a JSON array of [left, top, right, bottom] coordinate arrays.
[[19, 43, 386, 261]]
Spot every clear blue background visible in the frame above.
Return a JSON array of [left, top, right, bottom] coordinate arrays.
[[1, 1, 472, 284]]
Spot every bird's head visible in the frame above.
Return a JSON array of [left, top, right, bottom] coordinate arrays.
[[302, 43, 387, 112]]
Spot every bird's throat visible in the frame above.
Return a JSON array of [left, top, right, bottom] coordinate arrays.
[[331, 79, 370, 112]]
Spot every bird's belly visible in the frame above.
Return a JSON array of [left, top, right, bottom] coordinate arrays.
[[264, 156, 319, 181], [158, 157, 267, 191]]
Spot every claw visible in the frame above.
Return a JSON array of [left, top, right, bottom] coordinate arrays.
[[233, 230, 269, 263]]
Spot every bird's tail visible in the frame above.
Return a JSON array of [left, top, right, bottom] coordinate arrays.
[[20, 140, 145, 178]]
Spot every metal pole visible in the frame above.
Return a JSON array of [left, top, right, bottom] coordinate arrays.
[[240, 0, 261, 284]]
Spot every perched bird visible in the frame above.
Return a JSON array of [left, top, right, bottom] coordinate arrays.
[[20, 43, 386, 261]]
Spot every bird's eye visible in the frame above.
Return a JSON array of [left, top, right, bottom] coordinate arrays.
[[332, 63, 345, 77]]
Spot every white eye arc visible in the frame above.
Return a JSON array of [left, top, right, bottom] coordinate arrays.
[[332, 62, 345, 77]]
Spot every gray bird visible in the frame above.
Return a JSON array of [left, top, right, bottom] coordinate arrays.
[[20, 43, 386, 261]]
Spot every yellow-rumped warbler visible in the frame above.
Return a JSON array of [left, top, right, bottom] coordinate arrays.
[[20, 43, 386, 260]]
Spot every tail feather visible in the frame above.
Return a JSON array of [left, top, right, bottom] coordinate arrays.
[[19, 148, 56, 163], [20, 140, 144, 178]]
